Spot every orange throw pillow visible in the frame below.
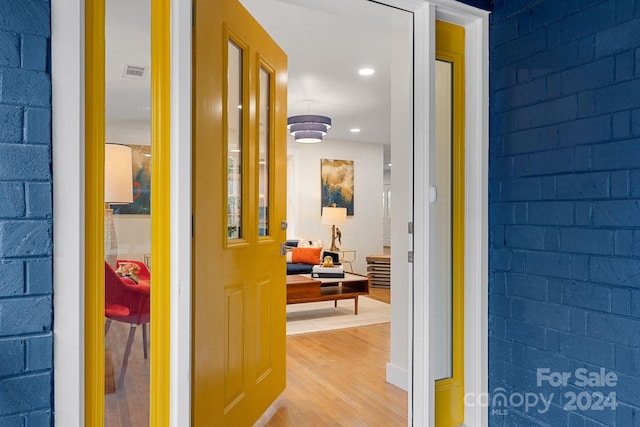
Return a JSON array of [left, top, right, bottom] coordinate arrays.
[[291, 247, 322, 265]]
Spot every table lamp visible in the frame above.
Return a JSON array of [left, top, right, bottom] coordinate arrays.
[[105, 144, 133, 268], [321, 206, 347, 251]]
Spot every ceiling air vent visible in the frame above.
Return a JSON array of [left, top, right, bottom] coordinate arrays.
[[122, 64, 147, 79]]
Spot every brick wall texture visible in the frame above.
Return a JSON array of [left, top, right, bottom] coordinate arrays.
[[490, 0, 640, 425], [0, 0, 53, 425]]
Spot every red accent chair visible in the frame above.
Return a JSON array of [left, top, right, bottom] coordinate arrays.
[[104, 261, 151, 389]]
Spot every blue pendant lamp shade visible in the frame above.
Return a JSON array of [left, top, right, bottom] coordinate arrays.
[[287, 114, 332, 143]]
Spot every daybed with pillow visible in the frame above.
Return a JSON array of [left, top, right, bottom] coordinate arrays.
[[285, 239, 340, 275]]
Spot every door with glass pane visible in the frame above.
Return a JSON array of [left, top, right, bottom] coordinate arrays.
[[192, 0, 288, 425], [434, 20, 465, 427]]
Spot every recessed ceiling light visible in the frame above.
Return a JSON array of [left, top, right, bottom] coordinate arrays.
[[350, 128, 361, 133], [388, 163, 392, 167], [358, 68, 375, 76]]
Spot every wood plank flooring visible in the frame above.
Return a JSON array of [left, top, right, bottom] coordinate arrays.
[[104, 289, 404, 426], [105, 321, 150, 427], [255, 322, 407, 426]]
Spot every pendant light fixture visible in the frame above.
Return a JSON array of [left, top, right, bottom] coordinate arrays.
[[287, 114, 332, 143]]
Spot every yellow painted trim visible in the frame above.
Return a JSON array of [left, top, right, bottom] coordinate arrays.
[[150, 0, 171, 424], [435, 20, 466, 427], [84, 0, 105, 424]]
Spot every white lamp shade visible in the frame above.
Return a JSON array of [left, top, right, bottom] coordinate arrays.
[[105, 144, 133, 204], [321, 206, 347, 225]]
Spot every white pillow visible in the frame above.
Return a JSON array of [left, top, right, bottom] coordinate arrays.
[[298, 238, 310, 248]]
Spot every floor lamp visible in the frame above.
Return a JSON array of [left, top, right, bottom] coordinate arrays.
[[321, 206, 347, 251], [105, 144, 133, 268]]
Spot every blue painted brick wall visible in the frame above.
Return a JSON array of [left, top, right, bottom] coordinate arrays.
[[490, 0, 640, 425], [0, 0, 52, 425], [456, 0, 493, 11]]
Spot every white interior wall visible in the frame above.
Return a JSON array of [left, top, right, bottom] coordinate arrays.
[[287, 138, 384, 275], [113, 215, 151, 262]]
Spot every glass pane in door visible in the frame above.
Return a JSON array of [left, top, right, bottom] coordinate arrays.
[[228, 41, 243, 239], [258, 67, 270, 236], [433, 59, 453, 380]]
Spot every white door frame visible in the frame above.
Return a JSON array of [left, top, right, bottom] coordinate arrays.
[[410, 2, 489, 426], [51, 0, 488, 426]]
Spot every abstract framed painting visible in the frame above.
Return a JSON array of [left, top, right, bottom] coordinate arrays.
[[112, 144, 151, 215], [321, 158, 354, 216]]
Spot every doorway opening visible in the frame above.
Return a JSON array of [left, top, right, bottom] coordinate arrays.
[[241, 0, 413, 423], [52, 0, 488, 425]]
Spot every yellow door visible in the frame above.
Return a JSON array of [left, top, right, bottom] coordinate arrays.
[[434, 20, 465, 427], [192, 0, 288, 425]]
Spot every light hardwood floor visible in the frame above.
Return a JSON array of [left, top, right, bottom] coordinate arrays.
[[105, 289, 403, 426], [105, 321, 150, 426], [255, 321, 407, 426]]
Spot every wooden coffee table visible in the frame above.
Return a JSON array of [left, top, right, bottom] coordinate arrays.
[[286, 272, 370, 315]]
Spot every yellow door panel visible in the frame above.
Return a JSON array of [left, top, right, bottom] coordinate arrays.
[[435, 20, 466, 427], [193, 0, 288, 425], [256, 279, 274, 379], [225, 285, 246, 409]]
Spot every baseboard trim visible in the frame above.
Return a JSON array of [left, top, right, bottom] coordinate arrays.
[[386, 362, 409, 391]]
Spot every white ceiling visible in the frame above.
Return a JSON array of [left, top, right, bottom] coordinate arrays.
[[105, 0, 151, 145], [105, 0, 409, 165]]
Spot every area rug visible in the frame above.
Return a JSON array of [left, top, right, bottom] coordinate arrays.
[[286, 296, 390, 335]]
